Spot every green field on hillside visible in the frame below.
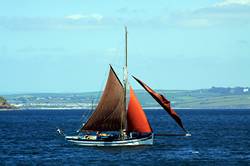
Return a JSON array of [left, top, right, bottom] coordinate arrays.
[[2, 87, 250, 109]]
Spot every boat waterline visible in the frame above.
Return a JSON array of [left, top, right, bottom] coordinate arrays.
[[65, 134, 154, 146]]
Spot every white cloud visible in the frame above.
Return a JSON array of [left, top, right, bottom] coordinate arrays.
[[178, 18, 211, 28], [65, 14, 84, 20], [0, 16, 107, 31], [106, 48, 118, 53], [105, 48, 119, 56], [169, 0, 250, 28], [65, 14, 103, 22], [214, 0, 250, 7]]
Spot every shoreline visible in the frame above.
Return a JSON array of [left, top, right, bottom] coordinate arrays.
[[1, 107, 250, 111]]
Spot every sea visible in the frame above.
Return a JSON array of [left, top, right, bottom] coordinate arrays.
[[0, 109, 249, 165]]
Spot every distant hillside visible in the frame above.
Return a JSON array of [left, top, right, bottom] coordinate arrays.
[[2, 87, 250, 109]]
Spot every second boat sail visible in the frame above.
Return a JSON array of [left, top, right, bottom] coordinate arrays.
[[61, 27, 189, 146]]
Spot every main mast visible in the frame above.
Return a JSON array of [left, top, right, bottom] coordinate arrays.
[[124, 26, 128, 104], [120, 26, 128, 138]]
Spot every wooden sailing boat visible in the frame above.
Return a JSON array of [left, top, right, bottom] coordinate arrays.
[[60, 27, 189, 146]]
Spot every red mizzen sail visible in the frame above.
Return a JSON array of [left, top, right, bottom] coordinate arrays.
[[133, 76, 187, 132], [127, 86, 152, 133]]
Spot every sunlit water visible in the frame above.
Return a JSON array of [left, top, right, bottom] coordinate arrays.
[[0, 109, 249, 165]]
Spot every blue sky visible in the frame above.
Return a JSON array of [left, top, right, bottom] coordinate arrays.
[[0, 0, 249, 93]]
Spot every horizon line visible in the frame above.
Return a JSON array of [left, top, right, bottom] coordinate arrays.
[[1, 86, 249, 95]]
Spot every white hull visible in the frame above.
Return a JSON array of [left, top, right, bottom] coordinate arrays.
[[65, 134, 154, 147]]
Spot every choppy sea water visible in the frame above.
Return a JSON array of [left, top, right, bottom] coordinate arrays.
[[0, 109, 249, 165]]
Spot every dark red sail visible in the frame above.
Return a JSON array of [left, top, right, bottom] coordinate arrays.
[[127, 86, 152, 133], [81, 66, 126, 131], [133, 76, 187, 132]]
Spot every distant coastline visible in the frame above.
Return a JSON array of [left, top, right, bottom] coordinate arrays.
[[1, 107, 249, 112], [1, 87, 250, 110]]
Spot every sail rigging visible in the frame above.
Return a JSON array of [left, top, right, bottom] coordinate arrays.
[[60, 27, 190, 147], [132, 76, 187, 132], [127, 86, 152, 133], [81, 66, 126, 131]]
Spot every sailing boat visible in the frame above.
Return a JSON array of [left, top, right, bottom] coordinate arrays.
[[59, 27, 189, 146]]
